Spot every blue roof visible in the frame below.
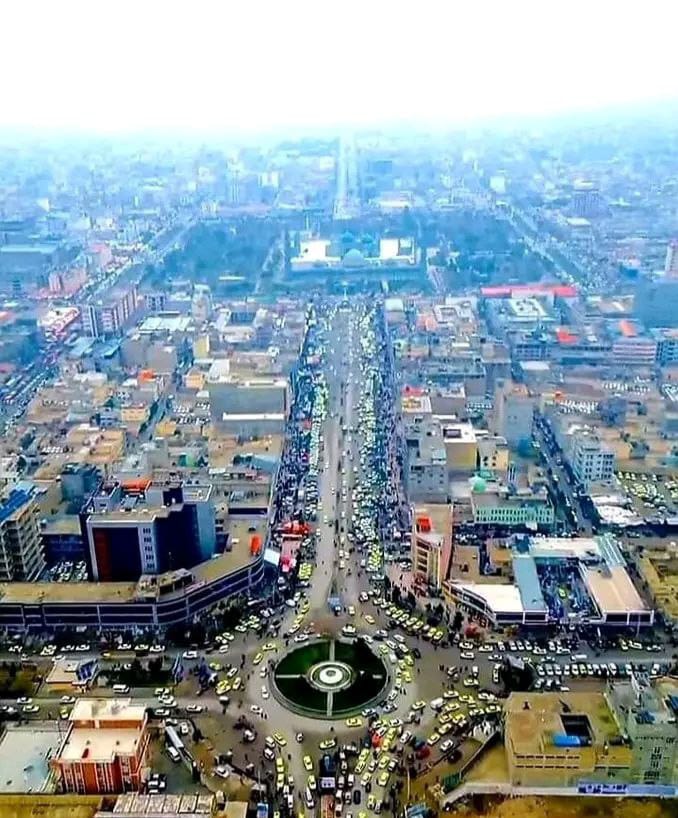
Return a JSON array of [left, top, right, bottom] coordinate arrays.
[[512, 554, 547, 611], [0, 489, 33, 525], [598, 533, 625, 567]]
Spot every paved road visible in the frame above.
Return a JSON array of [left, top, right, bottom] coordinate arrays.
[[309, 309, 345, 611], [533, 415, 592, 534]]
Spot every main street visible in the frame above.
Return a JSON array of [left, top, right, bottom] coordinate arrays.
[[0, 300, 675, 810]]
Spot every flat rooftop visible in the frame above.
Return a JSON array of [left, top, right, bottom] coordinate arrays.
[[59, 727, 142, 761], [0, 725, 63, 792], [195, 519, 264, 582], [442, 422, 476, 443], [0, 579, 138, 605], [528, 536, 602, 560], [137, 315, 193, 333], [42, 515, 85, 536], [452, 581, 526, 614], [0, 529, 258, 606], [505, 691, 625, 757], [507, 297, 548, 319], [402, 395, 432, 414], [414, 503, 451, 534], [638, 550, 678, 619], [70, 698, 146, 724], [0, 796, 101, 818], [581, 564, 648, 615], [208, 432, 283, 469], [472, 489, 550, 507]]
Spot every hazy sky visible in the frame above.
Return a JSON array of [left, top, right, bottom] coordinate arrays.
[[3, 1, 677, 134]]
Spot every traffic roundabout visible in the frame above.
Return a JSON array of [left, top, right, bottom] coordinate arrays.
[[271, 638, 389, 718]]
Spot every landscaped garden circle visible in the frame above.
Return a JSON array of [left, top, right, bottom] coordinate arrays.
[[272, 639, 389, 718]]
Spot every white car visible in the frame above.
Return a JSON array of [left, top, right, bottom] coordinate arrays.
[[182, 650, 198, 660], [262, 686, 270, 700]]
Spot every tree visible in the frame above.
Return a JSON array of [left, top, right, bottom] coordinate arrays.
[[148, 656, 164, 678]]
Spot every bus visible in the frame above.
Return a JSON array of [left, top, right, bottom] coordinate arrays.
[[165, 725, 185, 753]]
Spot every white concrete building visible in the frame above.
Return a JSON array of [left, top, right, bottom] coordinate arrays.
[[570, 433, 615, 489]]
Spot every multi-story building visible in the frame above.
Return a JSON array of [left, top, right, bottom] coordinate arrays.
[[664, 239, 678, 278], [207, 374, 289, 426], [191, 284, 212, 322], [144, 292, 167, 313], [441, 422, 478, 473], [508, 330, 552, 361], [82, 480, 216, 581], [0, 488, 45, 581], [0, 242, 63, 289], [40, 515, 86, 566], [471, 484, 554, 530], [404, 418, 448, 502], [653, 328, 678, 366], [611, 333, 658, 367], [636, 543, 678, 626], [504, 691, 633, 787], [572, 180, 601, 217], [494, 381, 535, 448], [476, 434, 510, 479], [607, 677, 678, 785], [81, 286, 139, 338], [51, 698, 150, 794], [411, 505, 452, 588], [636, 274, 678, 328], [570, 433, 615, 489], [486, 296, 556, 336]]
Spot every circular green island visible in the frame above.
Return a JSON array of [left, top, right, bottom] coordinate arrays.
[[272, 638, 389, 718]]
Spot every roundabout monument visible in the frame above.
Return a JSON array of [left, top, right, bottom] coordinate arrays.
[[272, 638, 389, 718]]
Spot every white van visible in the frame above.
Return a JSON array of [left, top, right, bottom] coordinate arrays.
[[430, 697, 444, 711], [167, 746, 181, 762], [113, 684, 130, 694]]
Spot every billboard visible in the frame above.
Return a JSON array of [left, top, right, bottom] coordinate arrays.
[[577, 782, 678, 798]]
